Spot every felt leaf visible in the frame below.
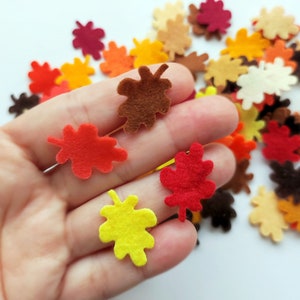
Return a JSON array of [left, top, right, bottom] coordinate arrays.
[[47, 123, 128, 179], [99, 190, 157, 267], [157, 14, 192, 61], [278, 196, 300, 231], [28, 61, 61, 95], [55, 56, 95, 90], [253, 7, 299, 40], [117, 64, 172, 133], [258, 96, 291, 121], [262, 121, 300, 163], [72, 21, 105, 60], [284, 114, 300, 135], [9, 93, 40, 117], [270, 161, 300, 204], [195, 85, 218, 98], [160, 142, 216, 222], [100, 41, 134, 77], [39, 81, 70, 103], [197, 0, 232, 34], [130, 38, 168, 68], [249, 186, 288, 242], [204, 55, 248, 88], [221, 28, 270, 60], [201, 188, 237, 231]]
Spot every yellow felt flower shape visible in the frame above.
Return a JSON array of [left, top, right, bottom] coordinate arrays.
[[99, 189, 157, 267], [236, 103, 265, 141], [196, 86, 218, 98], [278, 196, 300, 232], [56, 56, 95, 90], [221, 28, 270, 60], [249, 186, 288, 242]]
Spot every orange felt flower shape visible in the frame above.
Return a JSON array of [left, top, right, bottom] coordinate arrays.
[[117, 64, 171, 133], [28, 61, 61, 95], [221, 28, 270, 60], [47, 123, 128, 179], [160, 142, 216, 222], [72, 21, 105, 60], [100, 41, 134, 77], [262, 121, 300, 163], [197, 0, 232, 34], [278, 196, 300, 232]]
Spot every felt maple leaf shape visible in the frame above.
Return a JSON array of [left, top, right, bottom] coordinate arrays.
[[269, 160, 300, 204], [160, 142, 216, 222], [291, 44, 300, 80], [47, 123, 128, 179], [262, 121, 300, 163], [258, 96, 291, 121], [284, 114, 300, 135], [28, 61, 61, 95], [100, 41, 134, 77], [196, 85, 218, 98], [222, 159, 254, 194], [72, 21, 105, 60], [278, 196, 300, 231], [129, 38, 168, 68], [9, 93, 40, 117], [174, 51, 209, 79], [55, 56, 95, 90], [157, 14, 192, 61], [117, 64, 172, 133], [249, 186, 288, 242], [221, 28, 270, 60], [197, 0, 232, 34], [40, 81, 70, 103], [253, 6, 299, 40], [99, 190, 157, 267], [204, 55, 248, 88]]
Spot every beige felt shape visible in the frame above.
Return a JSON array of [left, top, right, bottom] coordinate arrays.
[[249, 186, 288, 242], [253, 6, 299, 40]]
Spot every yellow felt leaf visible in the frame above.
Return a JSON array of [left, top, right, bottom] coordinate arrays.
[[278, 196, 300, 231], [196, 86, 218, 98], [99, 189, 157, 267]]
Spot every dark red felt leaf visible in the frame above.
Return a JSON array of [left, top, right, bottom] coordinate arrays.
[[47, 123, 127, 179], [160, 142, 216, 222]]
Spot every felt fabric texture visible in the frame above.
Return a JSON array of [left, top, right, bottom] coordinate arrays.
[[278, 196, 300, 232], [160, 142, 216, 222], [117, 64, 172, 133], [47, 123, 128, 179], [99, 190, 157, 267], [72, 21, 105, 60], [9, 93, 40, 117], [39, 81, 70, 103]]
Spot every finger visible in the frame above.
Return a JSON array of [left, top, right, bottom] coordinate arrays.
[[51, 96, 238, 208], [65, 143, 235, 261], [59, 219, 197, 300], [2, 63, 194, 170]]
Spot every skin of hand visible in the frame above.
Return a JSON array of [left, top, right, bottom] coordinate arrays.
[[0, 63, 238, 300]]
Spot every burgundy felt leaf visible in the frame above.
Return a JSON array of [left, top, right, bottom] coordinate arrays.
[[160, 142, 216, 222], [47, 123, 127, 179]]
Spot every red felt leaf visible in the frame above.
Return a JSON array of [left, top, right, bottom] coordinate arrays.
[[48, 123, 127, 179], [160, 142, 216, 221]]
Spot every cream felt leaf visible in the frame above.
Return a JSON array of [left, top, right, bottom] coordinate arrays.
[[99, 190, 157, 267]]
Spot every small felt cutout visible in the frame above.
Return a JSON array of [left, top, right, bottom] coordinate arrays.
[[284, 114, 300, 135], [117, 64, 172, 133], [39, 81, 70, 103], [129, 38, 169, 68], [160, 142, 216, 222], [249, 186, 288, 242], [9, 93, 40, 117], [47, 123, 128, 179], [201, 188, 237, 231], [258, 96, 291, 120], [278, 196, 300, 231], [196, 85, 218, 98], [253, 7, 299, 40], [262, 121, 300, 163], [55, 56, 95, 90], [100, 41, 134, 77], [72, 21, 105, 60], [99, 189, 157, 267], [269, 161, 300, 204], [157, 14, 192, 60], [28, 61, 61, 95]]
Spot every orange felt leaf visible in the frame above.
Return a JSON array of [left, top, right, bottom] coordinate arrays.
[[278, 196, 300, 232]]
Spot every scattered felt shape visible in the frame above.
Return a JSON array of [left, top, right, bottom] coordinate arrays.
[[278, 196, 300, 231], [249, 186, 288, 242], [99, 189, 157, 267], [201, 188, 237, 232], [39, 81, 70, 103], [72, 21, 105, 60], [160, 142, 216, 222], [269, 160, 300, 204], [47, 123, 128, 179], [117, 64, 172, 133], [9, 93, 40, 117]]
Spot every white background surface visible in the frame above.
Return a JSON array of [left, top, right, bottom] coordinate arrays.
[[1, 1, 300, 299]]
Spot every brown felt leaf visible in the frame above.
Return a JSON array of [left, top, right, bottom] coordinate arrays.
[[117, 64, 172, 133]]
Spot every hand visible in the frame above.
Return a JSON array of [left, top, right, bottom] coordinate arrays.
[[0, 63, 238, 300]]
